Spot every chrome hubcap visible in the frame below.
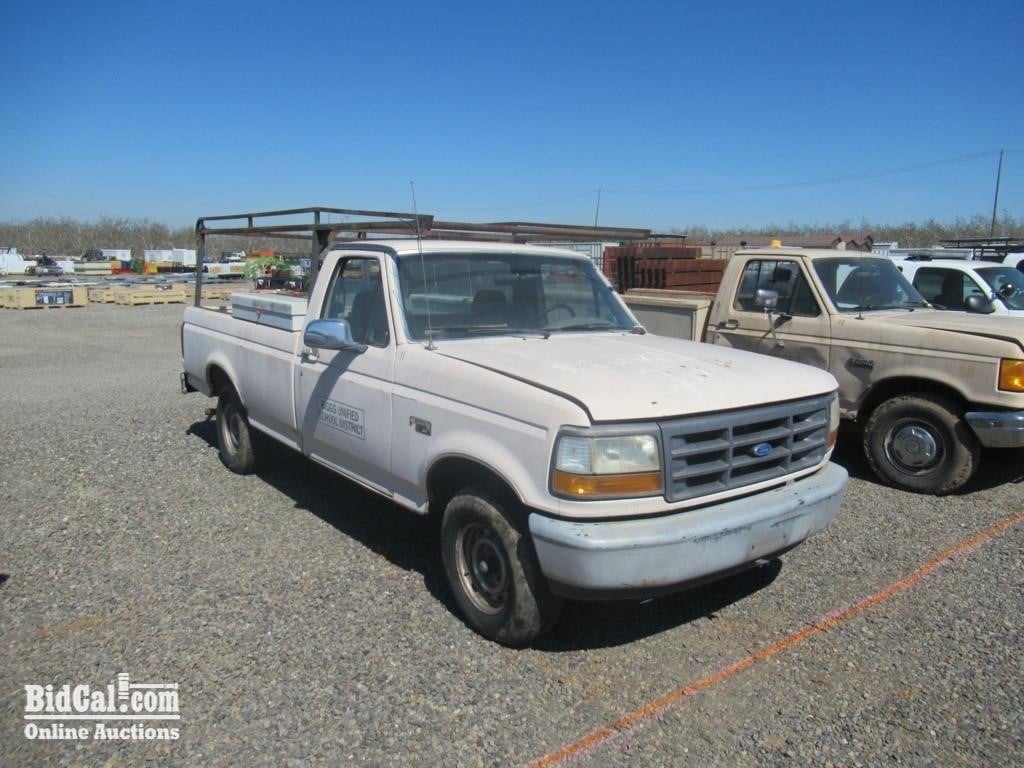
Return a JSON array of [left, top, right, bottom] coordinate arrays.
[[888, 423, 941, 472]]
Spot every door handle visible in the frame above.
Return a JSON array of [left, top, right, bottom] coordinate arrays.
[[301, 348, 319, 363], [719, 319, 739, 329]]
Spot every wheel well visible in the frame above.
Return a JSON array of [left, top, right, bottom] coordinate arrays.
[[857, 378, 966, 423], [426, 457, 521, 517], [207, 365, 232, 397]]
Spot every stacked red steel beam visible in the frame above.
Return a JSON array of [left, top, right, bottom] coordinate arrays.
[[605, 244, 724, 293]]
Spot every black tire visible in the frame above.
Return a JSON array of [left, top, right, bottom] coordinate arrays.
[[441, 486, 562, 646], [216, 387, 260, 474], [863, 393, 979, 494]]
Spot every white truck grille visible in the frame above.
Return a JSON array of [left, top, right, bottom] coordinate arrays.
[[660, 394, 832, 503]]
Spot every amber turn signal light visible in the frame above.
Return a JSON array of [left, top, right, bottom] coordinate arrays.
[[999, 359, 1024, 392], [552, 470, 662, 499]]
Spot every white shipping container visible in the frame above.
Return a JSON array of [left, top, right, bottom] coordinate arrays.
[[173, 248, 197, 267], [144, 249, 175, 263], [1, 247, 34, 275], [101, 248, 132, 261]]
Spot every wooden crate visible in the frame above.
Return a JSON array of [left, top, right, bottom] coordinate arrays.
[[87, 286, 120, 303], [0, 286, 89, 309], [196, 285, 244, 301], [112, 287, 187, 306]]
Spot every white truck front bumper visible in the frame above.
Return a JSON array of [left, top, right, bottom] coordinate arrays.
[[529, 462, 847, 599]]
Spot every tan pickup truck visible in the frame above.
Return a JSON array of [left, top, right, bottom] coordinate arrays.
[[625, 247, 1024, 494]]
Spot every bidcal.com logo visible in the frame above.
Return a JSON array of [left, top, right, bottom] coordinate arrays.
[[23, 672, 181, 741]]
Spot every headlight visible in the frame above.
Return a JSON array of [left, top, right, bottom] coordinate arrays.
[[999, 359, 1024, 392], [828, 393, 840, 449], [551, 433, 662, 499]]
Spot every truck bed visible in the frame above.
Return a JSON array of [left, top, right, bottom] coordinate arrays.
[[182, 300, 307, 449]]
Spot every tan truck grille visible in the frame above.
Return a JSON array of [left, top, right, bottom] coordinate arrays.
[[660, 394, 832, 503]]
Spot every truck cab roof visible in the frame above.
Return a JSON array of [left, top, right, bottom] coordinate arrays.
[[331, 239, 594, 260]]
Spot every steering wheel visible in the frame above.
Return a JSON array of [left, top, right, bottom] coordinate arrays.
[[860, 293, 886, 308], [538, 304, 576, 323]]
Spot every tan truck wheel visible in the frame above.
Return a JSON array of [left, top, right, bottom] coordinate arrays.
[[863, 394, 979, 494], [441, 486, 562, 646]]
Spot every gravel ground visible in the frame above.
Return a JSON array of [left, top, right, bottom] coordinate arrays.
[[1, 303, 1022, 767]]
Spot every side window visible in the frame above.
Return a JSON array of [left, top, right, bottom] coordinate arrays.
[[322, 257, 390, 347], [733, 260, 821, 317], [914, 268, 977, 310]]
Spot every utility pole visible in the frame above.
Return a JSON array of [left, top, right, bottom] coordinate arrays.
[[593, 189, 602, 228], [989, 149, 1004, 238]]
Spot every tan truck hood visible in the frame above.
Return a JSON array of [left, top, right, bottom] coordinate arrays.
[[857, 310, 1024, 350], [435, 332, 837, 422]]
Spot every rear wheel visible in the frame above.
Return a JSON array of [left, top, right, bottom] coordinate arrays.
[[441, 486, 561, 646], [216, 387, 260, 474], [863, 393, 979, 494]]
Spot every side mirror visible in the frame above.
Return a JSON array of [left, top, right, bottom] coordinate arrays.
[[303, 318, 367, 353], [964, 294, 995, 314], [755, 289, 779, 310]]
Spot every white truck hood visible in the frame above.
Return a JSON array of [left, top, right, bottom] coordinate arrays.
[[435, 332, 837, 422]]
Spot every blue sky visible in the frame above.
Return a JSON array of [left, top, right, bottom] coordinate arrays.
[[2, 0, 1022, 232]]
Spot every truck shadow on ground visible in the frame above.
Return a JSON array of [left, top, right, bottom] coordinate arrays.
[[187, 419, 787, 650], [830, 424, 1024, 493]]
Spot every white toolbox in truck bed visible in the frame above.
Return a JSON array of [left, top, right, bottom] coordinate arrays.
[[231, 293, 309, 331]]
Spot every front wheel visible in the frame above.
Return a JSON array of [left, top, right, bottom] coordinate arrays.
[[216, 387, 261, 474], [863, 394, 979, 494], [441, 487, 562, 646]]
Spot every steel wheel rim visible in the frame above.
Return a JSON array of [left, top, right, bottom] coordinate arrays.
[[455, 522, 509, 615], [221, 403, 241, 453], [884, 418, 944, 475]]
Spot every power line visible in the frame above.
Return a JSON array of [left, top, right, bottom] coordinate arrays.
[[604, 150, 1001, 196], [425, 148, 1010, 216], [436, 190, 598, 216]]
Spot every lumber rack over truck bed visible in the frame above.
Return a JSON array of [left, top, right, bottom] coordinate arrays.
[[193, 206, 653, 306], [938, 237, 1024, 261]]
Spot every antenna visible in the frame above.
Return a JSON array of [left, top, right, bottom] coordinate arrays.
[[989, 149, 1004, 238], [410, 181, 436, 350]]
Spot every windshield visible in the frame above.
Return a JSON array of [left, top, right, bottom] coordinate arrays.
[[977, 267, 1024, 310], [395, 251, 637, 340], [812, 257, 927, 312]]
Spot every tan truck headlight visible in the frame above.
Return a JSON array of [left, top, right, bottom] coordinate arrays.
[[552, 434, 662, 498], [999, 359, 1024, 392]]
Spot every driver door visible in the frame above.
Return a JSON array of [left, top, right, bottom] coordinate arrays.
[[293, 255, 396, 493], [711, 257, 831, 370]]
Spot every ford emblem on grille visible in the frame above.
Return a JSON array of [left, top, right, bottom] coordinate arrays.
[[752, 442, 772, 457]]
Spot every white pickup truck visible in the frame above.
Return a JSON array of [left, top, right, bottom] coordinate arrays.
[[182, 239, 847, 645], [893, 258, 1024, 316]]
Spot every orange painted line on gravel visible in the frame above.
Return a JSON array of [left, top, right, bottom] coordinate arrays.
[[527, 512, 1024, 768]]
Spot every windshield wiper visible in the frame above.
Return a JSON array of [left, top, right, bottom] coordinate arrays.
[[847, 301, 920, 312], [549, 321, 618, 332], [468, 326, 551, 338], [424, 325, 550, 339], [874, 300, 928, 311]]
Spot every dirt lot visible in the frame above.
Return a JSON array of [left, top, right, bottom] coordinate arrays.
[[2, 304, 1022, 767]]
